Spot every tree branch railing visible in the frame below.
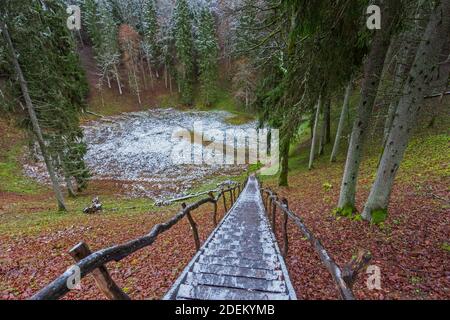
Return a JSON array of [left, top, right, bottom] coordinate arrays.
[[260, 186, 371, 300], [30, 181, 246, 300]]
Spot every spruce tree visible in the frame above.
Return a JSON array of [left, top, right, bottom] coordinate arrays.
[[174, 0, 195, 105], [143, 0, 161, 74], [0, 0, 90, 206], [197, 7, 219, 106]]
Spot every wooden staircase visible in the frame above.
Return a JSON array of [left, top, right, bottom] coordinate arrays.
[[164, 176, 297, 300]]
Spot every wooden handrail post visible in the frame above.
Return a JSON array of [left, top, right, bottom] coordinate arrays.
[[209, 192, 218, 226], [69, 242, 130, 300], [182, 203, 201, 251], [281, 198, 289, 258], [222, 189, 228, 212], [271, 195, 277, 231]]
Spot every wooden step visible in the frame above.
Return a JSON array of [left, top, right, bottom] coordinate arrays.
[[185, 272, 287, 293], [176, 284, 291, 300], [192, 263, 283, 280]]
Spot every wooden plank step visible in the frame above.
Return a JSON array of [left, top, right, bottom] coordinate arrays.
[[176, 284, 290, 300], [214, 233, 272, 242], [202, 248, 277, 262], [198, 255, 279, 271], [206, 243, 276, 255], [185, 272, 287, 293], [192, 263, 283, 280]]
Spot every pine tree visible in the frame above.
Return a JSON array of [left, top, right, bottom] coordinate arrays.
[[0, 0, 90, 208], [97, 2, 122, 95], [143, 0, 161, 81], [174, 0, 195, 105], [197, 7, 219, 106]]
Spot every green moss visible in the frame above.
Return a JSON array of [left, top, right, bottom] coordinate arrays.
[[371, 208, 388, 225], [333, 204, 357, 218], [441, 242, 450, 253], [322, 182, 333, 191]]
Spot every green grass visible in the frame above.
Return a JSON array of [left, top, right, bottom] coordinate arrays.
[[0, 143, 43, 194], [0, 194, 172, 236], [158, 88, 255, 125]]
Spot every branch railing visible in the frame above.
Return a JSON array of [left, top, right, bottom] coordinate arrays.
[[260, 184, 371, 300], [30, 180, 247, 300]]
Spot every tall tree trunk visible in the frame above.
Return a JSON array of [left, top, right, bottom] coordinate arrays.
[[319, 98, 331, 155], [146, 56, 154, 89], [278, 134, 291, 187], [59, 154, 76, 198], [308, 96, 322, 169], [164, 64, 168, 89], [1, 21, 66, 211], [113, 65, 123, 95], [362, 0, 450, 222], [337, 0, 401, 211], [427, 39, 450, 127], [331, 82, 352, 162], [383, 26, 421, 143], [325, 98, 331, 144]]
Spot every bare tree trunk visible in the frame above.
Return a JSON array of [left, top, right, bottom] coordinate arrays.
[[140, 57, 148, 90], [427, 39, 450, 127], [337, 0, 401, 211], [113, 65, 123, 95], [331, 82, 352, 162], [319, 98, 331, 156], [58, 153, 76, 198], [164, 64, 168, 89], [278, 134, 291, 187], [362, 0, 450, 222], [146, 56, 154, 89], [309, 96, 322, 170], [383, 29, 420, 144], [325, 98, 331, 144], [1, 21, 66, 211], [106, 74, 111, 88]]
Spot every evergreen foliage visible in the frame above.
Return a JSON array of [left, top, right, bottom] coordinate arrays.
[[174, 0, 195, 105], [196, 7, 219, 106]]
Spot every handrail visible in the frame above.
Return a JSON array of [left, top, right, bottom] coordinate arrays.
[[30, 181, 245, 300], [260, 186, 371, 301]]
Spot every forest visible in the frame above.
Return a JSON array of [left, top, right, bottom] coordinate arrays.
[[0, 0, 449, 302]]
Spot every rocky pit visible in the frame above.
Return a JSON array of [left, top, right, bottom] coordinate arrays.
[[24, 109, 256, 200]]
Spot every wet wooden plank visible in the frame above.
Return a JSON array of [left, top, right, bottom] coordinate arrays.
[[202, 248, 278, 262], [185, 272, 287, 293], [206, 243, 276, 255], [177, 284, 290, 300], [197, 255, 278, 271], [192, 263, 283, 280]]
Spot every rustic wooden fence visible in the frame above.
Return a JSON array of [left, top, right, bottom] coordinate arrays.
[[30, 180, 246, 300], [260, 184, 371, 300]]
